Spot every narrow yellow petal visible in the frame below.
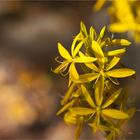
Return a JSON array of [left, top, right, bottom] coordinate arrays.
[[69, 107, 96, 115], [102, 88, 122, 109], [70, 63, 79, 80], [73, 40, 84, 57], [95, 76, 104, 106], [81, 85, 96, 108], [56, 100, 74, 115], [90, 26, 96, 40], [85, 63, 99, 72], [102, 109, 129, 119], [71, 33, 81, 56], [75, 116, 84, 140], [97, 26, 106, 42], [61, 83, 76, 105], [80, 21, 88, 37], [52, 61, 69, 74], [107, 48, 126, 56], [72, 73, 99, 83], [64, 111, 77, 125], [92, 40, 104, 58], [111, 39, 131, 46], [106, 68, 135, 78], [105, 57, 120, 71], [76, 53, 97, 63], [58, 43, 72, 60]]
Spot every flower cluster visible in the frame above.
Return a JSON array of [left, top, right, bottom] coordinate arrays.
[[94, 0, 140, 43], [53, 22, 136, 140]]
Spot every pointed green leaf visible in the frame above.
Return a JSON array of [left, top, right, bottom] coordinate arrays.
[[102, 88, 122, 109], [102, 109, 129, 119]]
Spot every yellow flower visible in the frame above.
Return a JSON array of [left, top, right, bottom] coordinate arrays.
[[69, 86, 129, 133], [53, 33, 97, 83], [72, 40, 135, 84]]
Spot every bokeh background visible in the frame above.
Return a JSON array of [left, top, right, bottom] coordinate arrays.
[[0, 1, 139, 139]]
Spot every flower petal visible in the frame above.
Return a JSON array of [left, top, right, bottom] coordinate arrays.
[[105, 57, 120, 71], [92, 40, 104, 58], [57, 100, 75, 115], [102, 88, 122, 109], [72, 73, 99, 83], [69, 107, 96, 115], [85, 63, 99, 72], [52, 61, 69, 74], [70, 63, 79, 80], [81, 85, 96, 108], [107, 48, 126, 56], [71, 33, 81, 56], [102, 109, 129, 119], [111, 39, 131, 46], [58, 42, 72, 60], [61, 83, 76, 105], [106, 68, 135, 78], [76, 54, 97, 63]]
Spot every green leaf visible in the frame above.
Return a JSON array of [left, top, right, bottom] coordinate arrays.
[[102, 109, 129, 119], [106, 68, 136, 78], [58, 43, 72, 60], [69, 107, 96, 115], [102, 88, 122, 109], [81, 85, 96, 108], [105, 57, 120, 71]]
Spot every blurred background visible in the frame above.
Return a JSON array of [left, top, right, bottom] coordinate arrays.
[[0, 0, 139, 139]]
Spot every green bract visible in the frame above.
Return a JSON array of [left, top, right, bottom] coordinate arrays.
[[53, 22, 136, 140]]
